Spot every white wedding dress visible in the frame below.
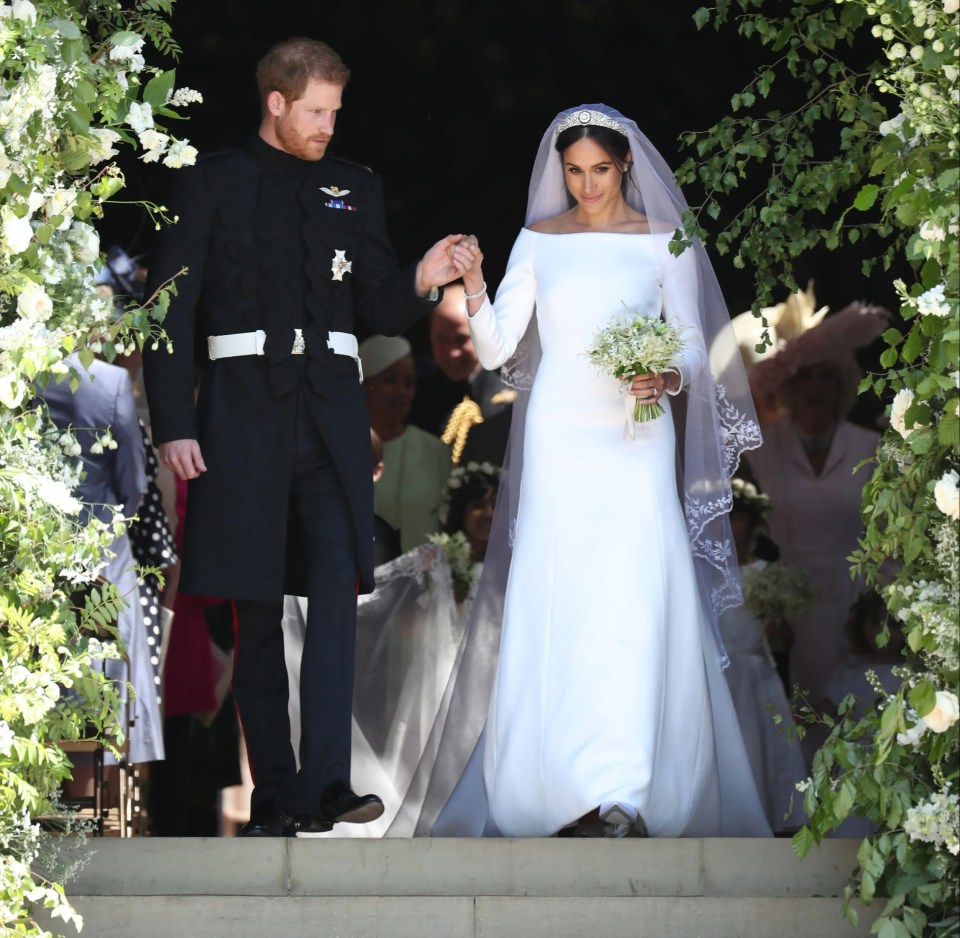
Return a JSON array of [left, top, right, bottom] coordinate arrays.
[[467, 229, 770, 837]]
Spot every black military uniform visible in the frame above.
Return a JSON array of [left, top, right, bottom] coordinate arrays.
[[143, 134, 439, 829]]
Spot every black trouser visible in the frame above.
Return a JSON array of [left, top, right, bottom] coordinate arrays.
[[231, 397, 357, 818]]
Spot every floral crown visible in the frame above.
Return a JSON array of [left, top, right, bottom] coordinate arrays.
[[555, 109, 628, 137], [436, 461, 501, 526], [730, 477, 772, 525]]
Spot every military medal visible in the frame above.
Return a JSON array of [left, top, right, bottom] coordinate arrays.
[[331, 250, 352, 281], [321, 185, 357, 211]]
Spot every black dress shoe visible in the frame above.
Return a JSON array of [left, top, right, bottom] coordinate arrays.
[[238, 815, 292, 837], [319, 779, 384, 824], [238, 802, 294, 837], [288, 815, 334, 837]]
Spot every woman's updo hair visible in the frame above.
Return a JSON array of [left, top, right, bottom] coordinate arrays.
[[555, 124, 633, 193], [437, 462, 501, 535]]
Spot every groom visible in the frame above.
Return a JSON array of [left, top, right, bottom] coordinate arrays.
[[143, 37, 469, 836]]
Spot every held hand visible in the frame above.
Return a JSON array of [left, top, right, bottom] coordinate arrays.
[[452, 235, 484, 290], [159, 438, 207, 481], [416, 234, 474, 294], [628, 370, 681, 403]]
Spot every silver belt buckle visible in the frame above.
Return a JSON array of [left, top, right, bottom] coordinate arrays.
[[292, 328, 306, 355]]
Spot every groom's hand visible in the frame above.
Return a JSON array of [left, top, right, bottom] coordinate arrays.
[[416, 234, 469, 295]]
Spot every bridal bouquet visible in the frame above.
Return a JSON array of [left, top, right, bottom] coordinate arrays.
[[584, 309, 686, 424]]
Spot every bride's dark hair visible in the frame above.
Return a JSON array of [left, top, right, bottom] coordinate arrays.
[[555, 124, 633, 194]]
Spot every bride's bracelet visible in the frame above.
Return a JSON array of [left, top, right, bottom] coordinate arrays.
[[463, 281, 487, 301]]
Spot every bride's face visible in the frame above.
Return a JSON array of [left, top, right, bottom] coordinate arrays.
[[562, 137, 629, 215]]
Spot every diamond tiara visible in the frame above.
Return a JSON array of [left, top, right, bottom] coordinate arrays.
[[555, 109, 628, 137]]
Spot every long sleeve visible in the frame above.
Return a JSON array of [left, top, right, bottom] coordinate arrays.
[[142, 166, 214, 445], [468, 229, 537, 370], [660, 243, 707, 392], [351, 174, 436, 336]]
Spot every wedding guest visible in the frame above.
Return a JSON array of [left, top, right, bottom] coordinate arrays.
[[392, 105, 769, 839], [745, 302, 888, 721], [439, 460, 500, 567], [360, 335, 452, 552], [40, 358, 164, 768], [142, 37, 469, 837], [721, 478, 808, 834], [408, 283, 514, 463]]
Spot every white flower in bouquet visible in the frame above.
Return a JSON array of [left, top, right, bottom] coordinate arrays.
[[162, 138, 197, 169], [108, 31, 146, 66], [916, 284, 951, 318], [890, 387, 918, 437], [167, 87, 204, 108], [85, 128, 121, 164], [921, 689, 960, 733], [1, 206, 33, 255], [0, 372, 27, 409], [0, 149, 12, 189], [138, 128, 169, 163], [934, 469, 960, 520], [741, 561, 814, 625], [11, 0, 36, 25], [904, 789, 960, 856], [16, 281, 52, 323], [898, 720, 928, 747], [584, 308, 686, 425], [44, 187, 74, 229], [125, 100, 153, 134], [66, 220, 99, 266]]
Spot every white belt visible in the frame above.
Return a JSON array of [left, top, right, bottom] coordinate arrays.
[[207, 329, 363, 381]]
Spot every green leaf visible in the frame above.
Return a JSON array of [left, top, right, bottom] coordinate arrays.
[[879, 347, 899, 369], [854, 184, 879, 210], [901, 328, 923, 364], [60, 38, 85, 64], [908, 680, 936, 717], [74, 80, 97, 105], [939, 412, 959, 447], [792, 825, 815, 857], [142, 70, 177, 110], [65, 109, 91, 136]]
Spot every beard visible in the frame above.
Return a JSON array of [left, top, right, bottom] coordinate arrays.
[[274, 113, 330, 161]]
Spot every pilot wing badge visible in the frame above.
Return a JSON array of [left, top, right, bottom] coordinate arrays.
[[321, 186, 357, 211]]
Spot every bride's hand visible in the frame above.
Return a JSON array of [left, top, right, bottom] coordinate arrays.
[[628, 370, 680, 403], [452, 234, 484, 282]]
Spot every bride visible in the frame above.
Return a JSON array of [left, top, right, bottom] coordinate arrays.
[[397, 104, 772, 839]]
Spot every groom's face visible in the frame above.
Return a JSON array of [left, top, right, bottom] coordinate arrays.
[[271, 79, 342, 161]]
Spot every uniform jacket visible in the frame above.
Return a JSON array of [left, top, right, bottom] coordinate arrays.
[[143, 135, 437, 600]]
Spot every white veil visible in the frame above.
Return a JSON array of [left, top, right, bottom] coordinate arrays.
[[388, 104, 762, 837]]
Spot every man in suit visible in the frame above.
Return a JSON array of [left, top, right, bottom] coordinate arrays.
[[407, 283, 514, 464], [143, 38, 474, 836]]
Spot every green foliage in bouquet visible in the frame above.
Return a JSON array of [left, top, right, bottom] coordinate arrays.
[[584, 310, 687, 421]]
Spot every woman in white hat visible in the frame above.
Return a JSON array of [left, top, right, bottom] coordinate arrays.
[[360, 335, 451, 553]]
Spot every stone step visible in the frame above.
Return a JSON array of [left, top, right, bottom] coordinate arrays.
[[45, 837, 879, 938]]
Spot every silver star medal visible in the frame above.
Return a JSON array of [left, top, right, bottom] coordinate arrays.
[[320, 186, 351, 197], [331, 250, 352, 281]]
